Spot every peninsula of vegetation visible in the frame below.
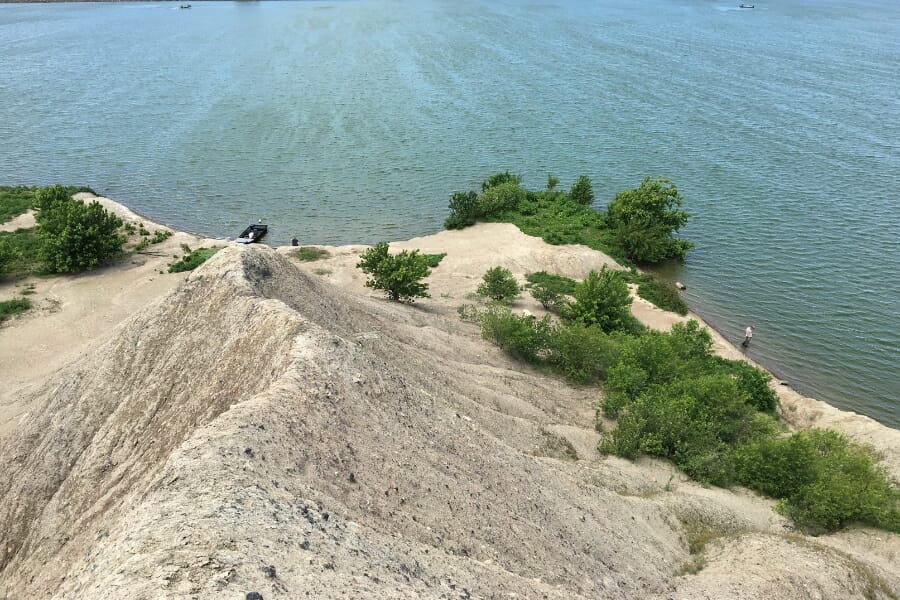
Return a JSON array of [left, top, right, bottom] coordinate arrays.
[[0, 181, 897, 599]]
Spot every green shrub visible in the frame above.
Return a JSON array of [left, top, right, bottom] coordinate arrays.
[[294, 246, 330, 262], [546, 322, 619, 384], [445, 191, 479, 229], [481, 171, 522, 192], [669, 319, 713, 361], [565, 266, 635, 333], [356, 242, 431, 302], [422, 253, 446, 268], [477, 182, 527, 218], [600, 373, 769, 484], [0, 229, 41, 276], [34, 185, 125, 274], [479, 305, 551, 363], [0, 297, 31, 323], [168, 246, 220, 273], [530, 283, 563, 310], [546, 175, 560, 191], [569, 175, 594, 206], [477, 266, 520, 303], [606, 177, 693, 263]]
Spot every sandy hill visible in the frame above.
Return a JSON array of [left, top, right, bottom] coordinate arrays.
[[1, 235, 898, 599]]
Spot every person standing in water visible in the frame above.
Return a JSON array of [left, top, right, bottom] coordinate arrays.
[[742, 325, 754, 348]]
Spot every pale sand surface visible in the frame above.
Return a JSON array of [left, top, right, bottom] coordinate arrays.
[[0, 194, 219, 437], [0, 210, 35, 232], [1, 202, 897, 599]]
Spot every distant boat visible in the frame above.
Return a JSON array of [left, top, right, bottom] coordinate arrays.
[[739, 3, 754, 7], [235, 223, 267, 244], [179, 4, 192, 9]]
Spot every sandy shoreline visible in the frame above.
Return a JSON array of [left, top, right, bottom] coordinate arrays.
[[1, 194, 897, 476]]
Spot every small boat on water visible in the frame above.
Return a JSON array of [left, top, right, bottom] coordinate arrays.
[[235, 223, 268, 244], [179, 4, 192, 9], [739, 3, 754, 7]]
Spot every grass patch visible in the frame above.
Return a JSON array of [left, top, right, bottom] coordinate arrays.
[[294, 246, 330, 262], [0, 297, 32, 323], [622, 270, 688, 315], [0, 228, 41, 277], [525, 271, 576, 295], [168, 246, 220, 273], [422, 252, 446, 268], [0, 185, 96, 224]]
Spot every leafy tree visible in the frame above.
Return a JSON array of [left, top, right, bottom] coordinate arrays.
[[481, 171, 522, 192], [569, 175, 594, 206], [0, 241, 19, 275], [445, 191, 479, 230], [546, 322, 619, 384], [477, 266, 520, 303], [606, 177, 693, 263], [565, 266, 633, 333], [356, 242, 431, 302], [530, 283, 563, 310], [546, 174, 560, 191], [34, 185, 124, 273]]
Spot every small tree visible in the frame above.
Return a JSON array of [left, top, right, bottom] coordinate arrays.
[[565, 266, 633, 333], [35, 185, 124, 274], [357, 242, 430, 302], [606, 177, 693, 263], [530, 283, 562, 310], [569, 175, 594, 206], [477, 266, 520, 303], [546, 174, 560, 191]]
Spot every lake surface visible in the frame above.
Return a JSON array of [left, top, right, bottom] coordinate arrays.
[[1, 0, 898, 427]]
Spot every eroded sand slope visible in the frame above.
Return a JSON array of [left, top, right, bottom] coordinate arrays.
[[1, 245, 897, 599]]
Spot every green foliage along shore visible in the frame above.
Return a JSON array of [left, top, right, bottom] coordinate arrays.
[[444, 172, 693, 266]]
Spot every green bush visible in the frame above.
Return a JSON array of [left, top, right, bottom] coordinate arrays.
[[445, 191, 479, 229], [356, 242, 431, 302], [600, 373, 771, 484], [606, 177, 693, 263], [481, 171, 522, 192], [0, 187, 36, 223], [0, 229, 40, 277], [0, 297, 31, 323], [477, 182, 527, 218], [569, 175, 594, 206], [0, 241, 19, 275], [732, 430, 900, 533], [34, 185, 125, 274], [477, 266, 520, 303], [546, 322, 619, 384], [294, 246, 330, 262], [565, 266, 635, 333], [479, 305, 551, 363], [168, 246, 220, 273]]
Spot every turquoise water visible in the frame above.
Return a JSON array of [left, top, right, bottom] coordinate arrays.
[[1, 0, 898, 427]]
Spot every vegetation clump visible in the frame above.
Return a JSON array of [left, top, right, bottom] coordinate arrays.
[[422, 253, 446, 268], [356, 242, 431, 302], [444, 172, 694, 266], [34, 185, 125, 274], [624, 270, 689, 315], [168, 245, 221, 273], [564, 266, 639, 334], [477, 266, 520, 303]]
